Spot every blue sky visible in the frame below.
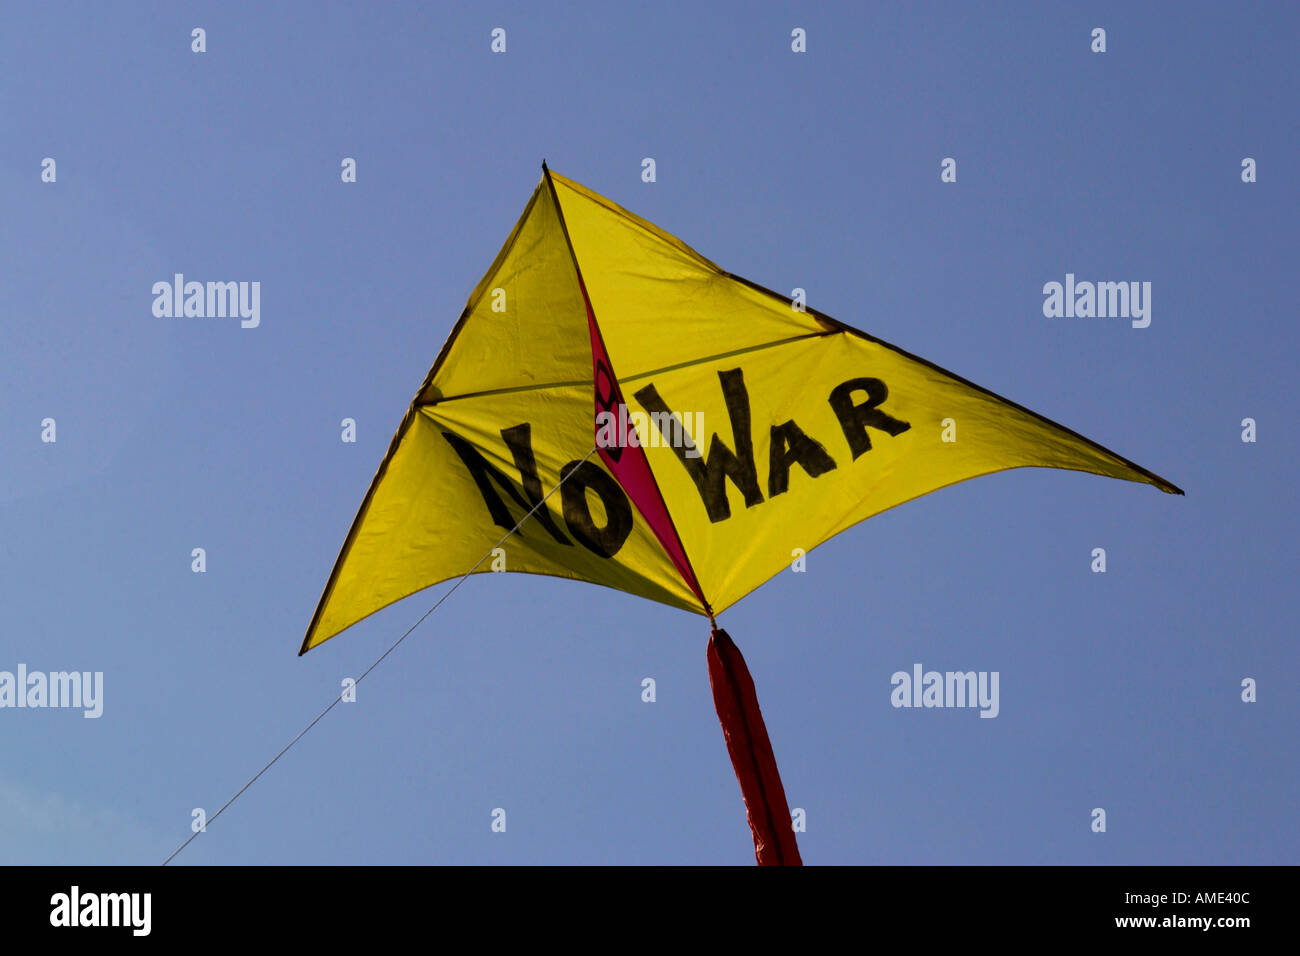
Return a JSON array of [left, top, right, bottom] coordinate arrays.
[[1, 1, 1296, 865]]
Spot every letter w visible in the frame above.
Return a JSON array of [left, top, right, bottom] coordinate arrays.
[[635, 368, 763, 523]]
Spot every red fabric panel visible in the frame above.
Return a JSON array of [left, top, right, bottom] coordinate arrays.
[[585, 297, 707, 608]]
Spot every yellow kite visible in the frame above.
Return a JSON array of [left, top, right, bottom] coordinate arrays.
[[301, 165, 1181, 865]]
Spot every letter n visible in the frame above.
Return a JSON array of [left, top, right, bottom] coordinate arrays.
[[442, 425, 570, 544]]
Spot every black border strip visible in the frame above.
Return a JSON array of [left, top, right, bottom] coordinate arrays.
[[723, 270, 1184, 496]]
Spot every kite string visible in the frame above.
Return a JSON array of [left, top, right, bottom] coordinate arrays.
[[161, 445, 600, 866]]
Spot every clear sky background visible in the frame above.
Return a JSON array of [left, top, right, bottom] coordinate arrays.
[[2, 1, 1295, 865]]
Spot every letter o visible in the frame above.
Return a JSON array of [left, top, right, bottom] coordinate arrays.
[[560, 461, 633, 557]]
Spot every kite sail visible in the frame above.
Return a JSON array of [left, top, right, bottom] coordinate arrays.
[[301, 165, 1181, 864]]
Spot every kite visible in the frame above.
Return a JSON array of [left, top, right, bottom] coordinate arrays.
[[300, 164, 1181, 865]]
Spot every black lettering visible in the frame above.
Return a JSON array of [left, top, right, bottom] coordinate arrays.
[[635, 368, 764, 523], [594, 359, 622, 463], [560, 461, 633, 557], [441, 425, 570, 544], [768, 421, 837, 496], [828, 377, 911, 460]]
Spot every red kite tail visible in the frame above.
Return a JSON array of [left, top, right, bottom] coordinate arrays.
[[706, 627, 803, 866]]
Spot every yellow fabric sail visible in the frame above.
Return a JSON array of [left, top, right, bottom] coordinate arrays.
[[301, 168, 1180, 653]]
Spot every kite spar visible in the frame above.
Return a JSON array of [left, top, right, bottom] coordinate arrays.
[[301, 165, 1181, 865]]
